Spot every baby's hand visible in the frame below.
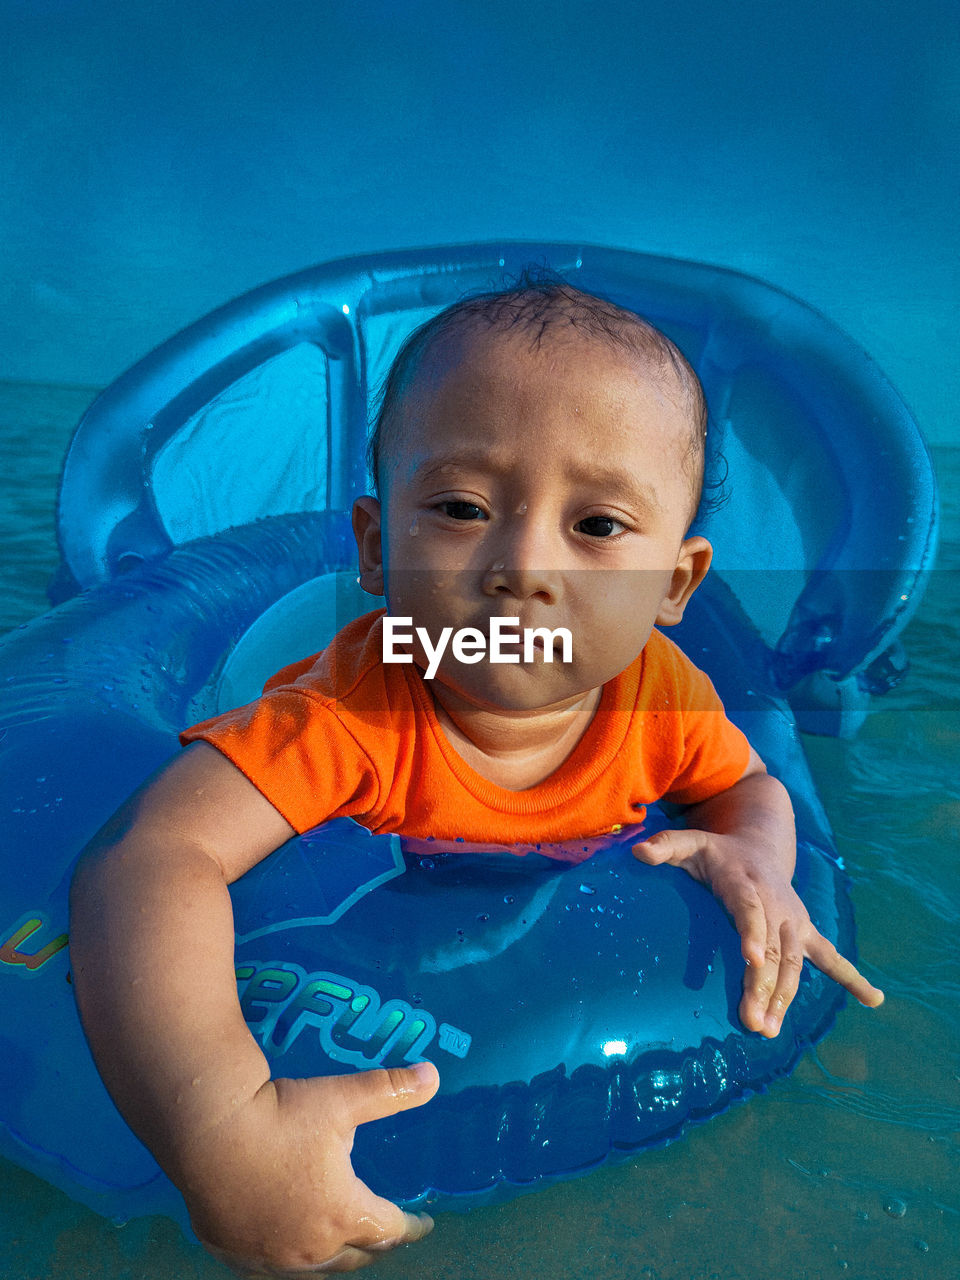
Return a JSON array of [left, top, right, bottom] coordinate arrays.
[[632, 828, 884, 1038], [181, 1062, 439, 1276]]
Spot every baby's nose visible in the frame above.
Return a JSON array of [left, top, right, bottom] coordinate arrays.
[[480, 520, 563, 603]]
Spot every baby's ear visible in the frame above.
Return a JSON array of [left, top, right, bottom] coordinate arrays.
[[352, 496, 385, 596], [656, 536, 712, 627]]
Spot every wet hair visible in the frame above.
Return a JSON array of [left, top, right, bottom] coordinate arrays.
[[367, 269, 721, 523]]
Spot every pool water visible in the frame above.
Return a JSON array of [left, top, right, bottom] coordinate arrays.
[[0, 380, 957, 1280]]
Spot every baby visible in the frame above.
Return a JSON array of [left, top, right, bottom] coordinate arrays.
[[70, 281, 883, 1277]]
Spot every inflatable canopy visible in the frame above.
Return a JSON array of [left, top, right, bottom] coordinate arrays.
[[0, 245, 938, 1225]]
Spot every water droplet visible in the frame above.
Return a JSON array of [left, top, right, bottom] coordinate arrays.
[[409, 517, 419, 536], [503, 894, 515, 905], [883, 1197, 907, 1218], [579, 883, 596, 895]]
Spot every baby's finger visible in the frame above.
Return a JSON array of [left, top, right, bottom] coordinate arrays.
[[724, 885, 769, 971], [632, 828, 708, 869], [338, 1210, 434, 1272], [337, 1061, 440, 1130], [204, 1240, 377, 1276], [291, 1203, 431, 1275], [759, 921, 805, 1037], [739, 933, 781, 1035], [805, 933, 885, 1008], [203, 1208, 433, 1278], [218, 1231, 428, 1276], [351, 1177, 436, 1249], [362, 1209, 435, 1253]]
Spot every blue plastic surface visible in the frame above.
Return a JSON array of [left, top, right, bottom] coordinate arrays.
[[0, 244, 937, 1224]]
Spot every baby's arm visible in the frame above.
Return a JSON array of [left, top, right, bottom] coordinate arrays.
[[69, 742, 438, 1276], [632, 749, 884, 1038]]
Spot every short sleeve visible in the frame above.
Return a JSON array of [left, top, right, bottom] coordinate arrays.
[[180, 688, 382, 833], [653, 640, 753, 806]]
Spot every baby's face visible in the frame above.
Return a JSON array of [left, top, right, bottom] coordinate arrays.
[[354, 325, 710, 714]]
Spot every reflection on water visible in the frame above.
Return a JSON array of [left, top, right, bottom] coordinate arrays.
[[1, 383, 958, 1278]]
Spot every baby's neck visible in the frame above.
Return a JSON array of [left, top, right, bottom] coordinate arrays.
[[430, 686, 602, 791]]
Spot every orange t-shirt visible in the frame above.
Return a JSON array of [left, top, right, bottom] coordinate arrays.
[[181, 611, 751, 847]]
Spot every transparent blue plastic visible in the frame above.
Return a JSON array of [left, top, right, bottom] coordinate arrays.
[[0, 244, 937, 1224]]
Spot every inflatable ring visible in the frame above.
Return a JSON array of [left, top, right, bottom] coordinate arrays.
[[0, 244, 937, 1226], [0, 541, 853, 1219]]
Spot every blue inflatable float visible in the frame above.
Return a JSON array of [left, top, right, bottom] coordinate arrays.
[[0, 244, 938, 1226]]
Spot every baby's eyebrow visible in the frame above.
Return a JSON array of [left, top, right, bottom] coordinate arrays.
[[410, 452, 495, 485], [577, 466, 663, 514], [410, 453, 662, 513]]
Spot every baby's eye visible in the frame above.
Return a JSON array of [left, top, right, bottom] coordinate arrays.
[[439, 500, 486, 521], [576, 515, 624, 538]]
